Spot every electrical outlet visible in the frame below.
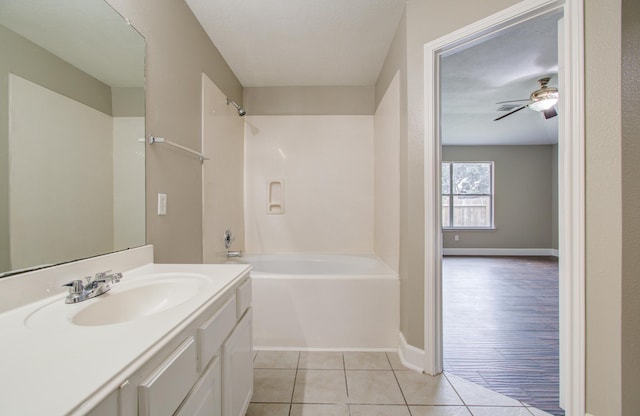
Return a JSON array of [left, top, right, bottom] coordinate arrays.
[[157, 193, 167, 215], [454, 235, 459, 241]]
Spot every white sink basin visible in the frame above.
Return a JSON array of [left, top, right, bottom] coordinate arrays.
[[25, 273, 212, 329]]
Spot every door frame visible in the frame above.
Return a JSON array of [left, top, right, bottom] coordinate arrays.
[[422, 0, 585, 414]]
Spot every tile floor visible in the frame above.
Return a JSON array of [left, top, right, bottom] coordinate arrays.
[[247, 350, 553, 416]]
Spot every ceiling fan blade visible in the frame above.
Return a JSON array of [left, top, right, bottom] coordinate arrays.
[[494, 105, 527, 121], [496, 99, 530, 104], [543, 107, 558, 119]]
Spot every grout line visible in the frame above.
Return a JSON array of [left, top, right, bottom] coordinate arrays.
[[287, 351, 301, 416], [258, 350, 559, 416], [443, 371, 474, 415], [387, 352, 412, 416], [341, 352, 351, 414]]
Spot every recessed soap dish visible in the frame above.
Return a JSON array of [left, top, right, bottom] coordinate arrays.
[[267, 180, 284, 214]]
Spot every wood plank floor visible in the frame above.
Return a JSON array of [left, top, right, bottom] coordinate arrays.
[[442, 256, 563, 416]]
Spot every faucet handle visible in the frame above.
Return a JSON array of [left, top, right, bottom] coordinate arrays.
[[93, 271, 123, 284], [94, 270, 112, 280], [62, 279, 84, 294]]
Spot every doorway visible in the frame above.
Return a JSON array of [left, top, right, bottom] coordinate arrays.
[[423, 0, 585, 415], [438, 13, 562, 411]]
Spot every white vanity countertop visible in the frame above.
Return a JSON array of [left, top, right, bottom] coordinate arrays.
[[0, 262, 251, 416]]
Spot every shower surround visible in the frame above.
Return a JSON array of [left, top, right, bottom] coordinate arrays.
[[243, 113, 401, 350], [244, 115, 375, 255]]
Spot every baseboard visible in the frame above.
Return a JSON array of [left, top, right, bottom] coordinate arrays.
[[443, 248, 558, 257], [398, 332, 425, 373]]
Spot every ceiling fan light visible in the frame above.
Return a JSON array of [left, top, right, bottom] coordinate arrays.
[[529, 97, 558, 111]]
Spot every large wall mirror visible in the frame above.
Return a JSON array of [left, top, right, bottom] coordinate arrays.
[[0, 0, 146, 277]]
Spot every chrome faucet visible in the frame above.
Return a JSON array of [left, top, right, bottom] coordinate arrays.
[[62, 270, 123, 304]]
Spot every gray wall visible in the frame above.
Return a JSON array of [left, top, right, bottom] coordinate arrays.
[[111, 87, 144, 117], [442, 145, 557, 251], [105, 0, 243, 264], [621, 0, 639, 413], [0, 25, 112, 272], [244, 86, 374, 115], [376, 0, 521, 350], [377, 1, 637, 412], [585, 0, 626, 413]]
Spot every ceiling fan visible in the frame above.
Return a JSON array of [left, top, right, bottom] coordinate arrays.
[[493, 77, 559, 121]]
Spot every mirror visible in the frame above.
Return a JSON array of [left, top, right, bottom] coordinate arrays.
[[0, 0, 146, 277]]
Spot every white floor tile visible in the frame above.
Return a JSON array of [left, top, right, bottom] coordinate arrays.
[[252, 369, 297, 403], [246, 403, 290, 416], [445, 373, 522, 407], [468, 407, 532, 416], [292, 370, 348, 404], [350, 404, 412, 416], [344, 351, 392, 370], [346, 370, 405, 404], [395, 372, 463, 406], [290, 404, 349, 416], [298, 351, 344, 369], [386, 352, 411, 371], [250, 351, 557, 416], [409, 406, 473, 416], [254, 350, 300, 369]]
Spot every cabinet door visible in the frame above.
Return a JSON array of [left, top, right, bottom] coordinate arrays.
[[222, 309, 253, 416], [176, 356, 222, 416]]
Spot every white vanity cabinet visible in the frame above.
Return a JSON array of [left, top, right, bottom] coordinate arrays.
[[222, 309, 253, 416], [223, 277, 253, 416], [87, 273, 253, 416]]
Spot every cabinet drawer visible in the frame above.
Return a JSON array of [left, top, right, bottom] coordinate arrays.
[[175, 356, 222, 416], [139, 337, 198, 416], [198, 296, 237, 371], [236, 278, 251, 319]]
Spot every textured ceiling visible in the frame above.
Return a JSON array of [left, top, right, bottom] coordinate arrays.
[[441, 12, 561, 145], [185, 0, 406, 87]]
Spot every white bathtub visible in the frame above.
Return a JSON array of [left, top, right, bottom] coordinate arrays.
[[244, 254, 399, 350]]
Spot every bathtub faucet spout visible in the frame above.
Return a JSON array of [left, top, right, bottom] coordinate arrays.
[[226, 250, 242, 258]]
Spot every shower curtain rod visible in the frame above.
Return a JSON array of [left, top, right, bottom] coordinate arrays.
[[148, 135, 209, 162]]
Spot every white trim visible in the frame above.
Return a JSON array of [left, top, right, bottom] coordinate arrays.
[[398, 332, 426, 373], [562, 0, 586, 414], [442, 248, 558, 256], [423, 0, 584, 414]]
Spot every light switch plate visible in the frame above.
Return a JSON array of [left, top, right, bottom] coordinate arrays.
[[157, 193, 167, 215]]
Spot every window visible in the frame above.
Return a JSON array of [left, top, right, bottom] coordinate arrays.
[[442, 161, 494, 229]]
